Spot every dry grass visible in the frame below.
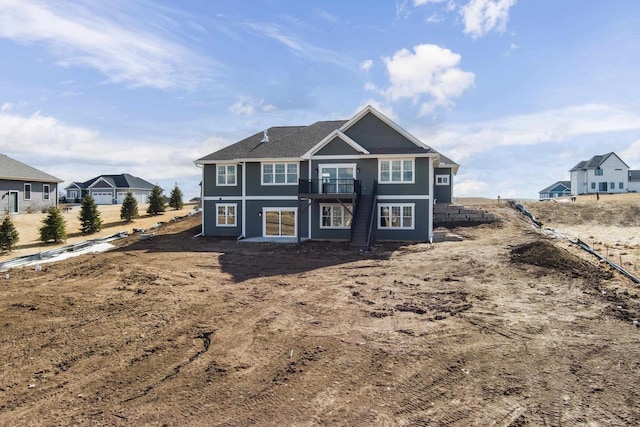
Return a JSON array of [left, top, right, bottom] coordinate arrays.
[[1, 203, 199, 260]]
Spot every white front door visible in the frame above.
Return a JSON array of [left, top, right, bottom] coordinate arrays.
[[318, 164, 356, 194], [263, 208, 297, 237]]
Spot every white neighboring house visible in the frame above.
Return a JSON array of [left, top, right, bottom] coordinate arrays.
[[629, 170, 640, 193], [569, 152, 639, 195]]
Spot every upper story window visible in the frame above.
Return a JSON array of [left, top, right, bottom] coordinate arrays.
[[379, 159, 414, 183], [594, 169, 603, 176], [436, 175, 450, 186], [43, 184, 50, 200], [24, 183, 32, 200], [262, 162, 298, 185], [217, 164, 236, 186]]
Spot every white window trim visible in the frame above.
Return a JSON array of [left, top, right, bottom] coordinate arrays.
[[216, 203, 237, 227], [320, 203, 353, 229], [377, 203, 415, 230], [261, 162, 299, 186], [43, 184, 50, 200], [435, 174, 450, 186], [24, 183, 32, 200], [378, 159, 415, 184], [216, 164, 237, 187]]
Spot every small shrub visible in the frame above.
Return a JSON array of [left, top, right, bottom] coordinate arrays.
[[39, 207, 67, 243], [0, 215, 19, 252]]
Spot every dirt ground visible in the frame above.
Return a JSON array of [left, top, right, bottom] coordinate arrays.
[[1, 200, 639, 425]]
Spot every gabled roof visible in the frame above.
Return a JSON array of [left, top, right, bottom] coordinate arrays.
[[569, 152, 629, 171], [0, 153, 62, 183], [539, 180, 571, 194], [67, 174, 155, 190], [629, 170, 640, 182], [196, 105, 458, 171]]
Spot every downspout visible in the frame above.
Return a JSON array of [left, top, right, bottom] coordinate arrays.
[[308, 159, 312, 240], [241, 161, 246, 239], [428, 157, 434, 243]]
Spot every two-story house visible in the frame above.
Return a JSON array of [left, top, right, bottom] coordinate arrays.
[[195, 106, 458, 247], [569, 152, 632, 195]]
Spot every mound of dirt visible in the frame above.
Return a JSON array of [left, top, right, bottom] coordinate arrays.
[[510, 240, 612, 280]]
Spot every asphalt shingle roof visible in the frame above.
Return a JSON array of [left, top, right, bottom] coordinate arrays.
[[0, 153, 62, 182], [196, 117, 453, 163], [71, 174, 155, 190], [539, 180, 571, 193], [569, 152, 629, 171]]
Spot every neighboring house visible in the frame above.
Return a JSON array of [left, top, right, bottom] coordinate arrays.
[[539, 181, 571, 200], [65, 174, 155, 205], [629, 170, 640, 193], [569, 152, 631, 195], [195, 105, 458, 246], [0, 153, 62, 214]]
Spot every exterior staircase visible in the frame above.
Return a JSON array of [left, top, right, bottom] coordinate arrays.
[[350, 194, 374, 248]]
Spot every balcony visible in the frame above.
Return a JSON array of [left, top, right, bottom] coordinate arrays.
[[298, 179, 361, 200]]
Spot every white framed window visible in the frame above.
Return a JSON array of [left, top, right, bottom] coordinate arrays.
[[262, 162, 298, 185], [378, 203, 414, 230], [379, 159, 414, 183], [216, 203, 237, 227], [217, 164, 236, 186], [595, 169, 603, 176], [591, 183, 596, 190], [320, 204, 353, 229], [24, 183, 32, 200], [436, 175, 450, 186], [43, 184, 50, 200], [619, 182, 624, 189]]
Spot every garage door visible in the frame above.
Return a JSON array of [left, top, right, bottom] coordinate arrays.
[[92, 191, 113, 204]]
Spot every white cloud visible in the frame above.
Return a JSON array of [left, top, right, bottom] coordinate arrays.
[[243, 22, 357, 71], [505, 42, 519, 56], [461, 0, 517, 39], [1, 102, 12, 112], [0, 111, 205, 183], [417, 104, 640, 164], [229, 98, 277, 115], [621, 139, 640, 164], [0, 1, 215, 90], [426, 13, 445, 23], [383, 44, 474, 116], [414, 0, 446, 5], [453, 177, 489, 197], [360, 59, 373, 73]]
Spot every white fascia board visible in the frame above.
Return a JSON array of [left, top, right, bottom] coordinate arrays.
[[312, 153, 437, 161], [88, 178, 115, 188], [301, 130, 369, 159], [339, 105, 431, 151]]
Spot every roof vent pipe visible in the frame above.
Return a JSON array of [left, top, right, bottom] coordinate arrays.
[[261, 129, 269, 143]]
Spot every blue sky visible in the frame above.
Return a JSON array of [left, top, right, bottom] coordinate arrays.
[[1, 0, 640, 199]]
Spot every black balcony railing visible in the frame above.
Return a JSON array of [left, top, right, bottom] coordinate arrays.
[[298, 179, 361, 195]]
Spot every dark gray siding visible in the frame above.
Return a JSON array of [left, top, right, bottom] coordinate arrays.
[[310, 200, 354, 240], [245, 200, 308, 238], [377, 157, 431, 196], [203, 164, 242, 197], [344, 112, 419, 153], [375, 199, 430, 242], [245, 162, 301, 197], [203, 199, 242, 237], [434, 167, 452, 203], [316, 137, 361, 156]]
